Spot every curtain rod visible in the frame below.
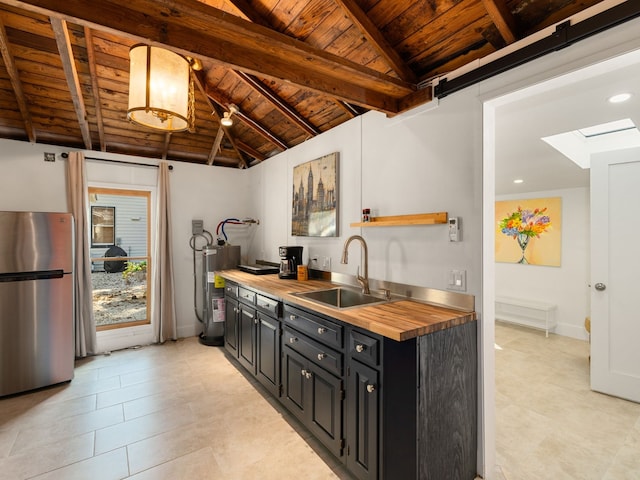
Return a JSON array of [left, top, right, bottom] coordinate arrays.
[[61, 152, 173, 170]]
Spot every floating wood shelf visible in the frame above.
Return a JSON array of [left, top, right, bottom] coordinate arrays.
[[350, 212, 448, 227]]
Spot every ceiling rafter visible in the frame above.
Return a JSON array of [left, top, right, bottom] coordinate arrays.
[[481, 0, 518, 44], [0, 15, 36, 142], [83, 26, 105, 151], [226, 0, 272, 28], [233, 71, 320, 137], [207, 126, 225, 166], [50, 17, 92, 149], [5, 0, 413, 114], [192, 71, 249, 168], [333, 0, 417, 84], [235, 140, 266, 162]]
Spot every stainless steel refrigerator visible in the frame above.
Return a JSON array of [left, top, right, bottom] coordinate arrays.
[[0, 211, 75, 397]]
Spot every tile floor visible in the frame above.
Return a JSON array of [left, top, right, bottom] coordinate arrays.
[[495, 322, 640, 480], [2, 325, 638, 479], [0, 338, 352, 480]]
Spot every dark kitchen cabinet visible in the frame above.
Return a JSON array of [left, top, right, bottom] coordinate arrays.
[[346, 358, 379, 480], [223, 279, 477, 480], [256, 311, 280, 397], [224, 296, 239, 356], [282, 344, 344, 457], [224, 283, 282, 398], [237, 305, 256, 373]]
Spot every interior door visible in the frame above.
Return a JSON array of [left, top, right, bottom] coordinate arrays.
[[590, 147, 640, 403]]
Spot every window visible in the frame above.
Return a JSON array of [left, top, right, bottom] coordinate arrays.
[[91, 206, 115, 246]]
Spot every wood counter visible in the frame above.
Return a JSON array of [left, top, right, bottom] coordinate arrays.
[[218, 269, 476, 341]]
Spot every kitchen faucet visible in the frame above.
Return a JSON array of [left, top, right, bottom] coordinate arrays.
[[340, 235, 370, 294]]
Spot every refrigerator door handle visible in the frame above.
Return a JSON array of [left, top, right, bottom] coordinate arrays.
[[0, 269, 65, 282]]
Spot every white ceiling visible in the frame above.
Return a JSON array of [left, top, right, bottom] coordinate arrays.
[[495, 50, 640, 195]]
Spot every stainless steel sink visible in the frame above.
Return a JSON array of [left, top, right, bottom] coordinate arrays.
[[293, 287, 388, 310]]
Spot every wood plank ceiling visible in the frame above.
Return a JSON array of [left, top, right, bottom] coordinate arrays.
[[0, 0, 609, 168]]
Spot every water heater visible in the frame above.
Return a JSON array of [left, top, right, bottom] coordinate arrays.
[[200, 244, 240, 346]]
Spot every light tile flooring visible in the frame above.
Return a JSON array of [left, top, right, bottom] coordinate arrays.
[[2, 325, 639, 479], [0, 338, 352, 480], [495, 322, 640, 480]]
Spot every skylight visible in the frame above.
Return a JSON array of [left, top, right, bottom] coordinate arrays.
[[541, 118, 640, 169]]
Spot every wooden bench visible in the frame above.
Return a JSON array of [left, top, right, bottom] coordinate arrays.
[[495, 296, 557, 337]]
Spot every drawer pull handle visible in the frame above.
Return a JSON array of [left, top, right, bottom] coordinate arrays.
[[317, 327, 327, 334], [306, 371, 312, 379], [261, 303, 270, 308], [355, 344, 366, 353], [254, 318, 258, 324], [301, 369, 307, 377], [289, 337, 298, 344], [366, 384, 376, 393], [290, 315, 297, 321], [317, 353, 326, 361]]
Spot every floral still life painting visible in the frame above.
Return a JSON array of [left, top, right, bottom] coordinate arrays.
[[495, 197, 561, 266]]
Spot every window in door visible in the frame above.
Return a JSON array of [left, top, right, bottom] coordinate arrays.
[[89, 187, 151, 331], [91, 206, 115, 247]]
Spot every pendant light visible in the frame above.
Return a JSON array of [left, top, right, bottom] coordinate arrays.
[[127, 45, 191, 132]]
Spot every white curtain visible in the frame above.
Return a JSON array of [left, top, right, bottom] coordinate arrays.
[[66, 152, 97, 357], [152, 161, 177, 342]]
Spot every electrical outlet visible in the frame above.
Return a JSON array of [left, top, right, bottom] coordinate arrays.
[[192, 219, 203, 235], [447, 269, 466, 292], [309, 256, 319, 268], [322, 256, 331, 271]]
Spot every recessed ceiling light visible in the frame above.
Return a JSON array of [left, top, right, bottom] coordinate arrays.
[[608, 93, 632, 104], [513, 179, 524, 184]]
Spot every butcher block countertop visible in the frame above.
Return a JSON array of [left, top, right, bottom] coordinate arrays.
[[218, 269, 476, 342]]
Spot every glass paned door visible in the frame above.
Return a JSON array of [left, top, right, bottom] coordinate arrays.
[[89, 187, 151, 331]]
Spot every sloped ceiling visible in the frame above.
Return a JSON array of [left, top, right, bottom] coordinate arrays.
[[0, 0, 630, 168]]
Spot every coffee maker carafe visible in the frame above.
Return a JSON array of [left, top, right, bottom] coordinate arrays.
[[279, 246, 303, 279]]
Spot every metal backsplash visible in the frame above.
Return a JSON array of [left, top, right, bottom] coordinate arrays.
[[309, 269, 475, 312]]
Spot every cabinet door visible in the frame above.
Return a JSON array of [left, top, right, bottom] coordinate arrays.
[[308, 364, 344, 458], [282, 345, 307, 423], [347, 360, 379, 480], [224, 297, 239, 357], [238, 305, 256, 373], [256, 312, 280, 397]]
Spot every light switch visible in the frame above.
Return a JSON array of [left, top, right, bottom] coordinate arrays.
[[448, 269, 466, 292]]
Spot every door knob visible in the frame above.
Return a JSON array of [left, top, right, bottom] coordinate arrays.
[[595, 283, 606, 291]]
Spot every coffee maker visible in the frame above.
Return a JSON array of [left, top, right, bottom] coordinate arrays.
[[279, 246, 303, 279]]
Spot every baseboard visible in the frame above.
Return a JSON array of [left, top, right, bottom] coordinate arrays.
[[554, 323, 589, 341]]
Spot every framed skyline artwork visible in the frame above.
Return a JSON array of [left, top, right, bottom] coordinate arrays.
[[291, 152, 339, 237], [495, 196, 562, 266]]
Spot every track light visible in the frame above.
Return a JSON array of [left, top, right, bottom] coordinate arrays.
[[221, 104, 239, 127]]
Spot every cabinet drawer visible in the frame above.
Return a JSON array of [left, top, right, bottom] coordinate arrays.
[[349, 330, 380, 367], [238, 287, 256, 305], [283, 327, 342, 377], [224, 283, 238, 298], [256, 294, 281, 318], [284, 305, 343, 350]]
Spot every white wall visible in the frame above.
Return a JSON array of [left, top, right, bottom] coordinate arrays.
[[0, 139, 253, 340], [248, 101, 483, 302], [496, 187, 590, 339]]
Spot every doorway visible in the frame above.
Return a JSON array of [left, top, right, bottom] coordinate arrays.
[[484, 47, 640, 478], [89, 186, 154, 351]]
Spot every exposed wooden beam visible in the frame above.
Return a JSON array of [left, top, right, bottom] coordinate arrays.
[[233, 71, 320, 137], [83, 27, 105, 151], [226, 0, 272, 27], [6, 0, 412, 114], [0, 16, 36, 142], [235, 140, 266, 163], [207, 127, 225, 166], [333, 0, 417, 83], [50, 17, 92, 149], [191, 71, 249, 168], [162, 133, 171, 159], [482, 0, 518, 44], [335, 100, 360, 118], [397, 86, 434, 115]]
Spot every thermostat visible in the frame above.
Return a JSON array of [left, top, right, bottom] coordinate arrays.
[[448, 217, 460, 242]]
